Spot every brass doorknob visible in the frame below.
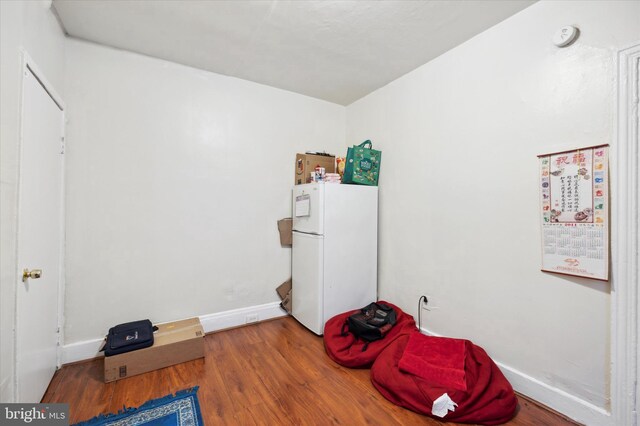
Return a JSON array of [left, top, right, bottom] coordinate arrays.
[[22, 268, 42, 282]]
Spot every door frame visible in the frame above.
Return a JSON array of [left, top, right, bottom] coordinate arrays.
[[14, 50, 66, 399], [612, 42, 639, 426]]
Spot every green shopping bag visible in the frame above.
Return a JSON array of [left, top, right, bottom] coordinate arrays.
[[342, 140, 382, 186]]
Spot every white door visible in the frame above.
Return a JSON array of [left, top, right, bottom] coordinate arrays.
[[16, 65, 64, 402], [292, 231, 324, 335]]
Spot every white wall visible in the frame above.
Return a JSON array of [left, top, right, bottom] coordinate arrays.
[[0, 0, 66, 403], [3, 1, 635, 419], [63, 39, 345, 344], [346, 0, 639, 423]]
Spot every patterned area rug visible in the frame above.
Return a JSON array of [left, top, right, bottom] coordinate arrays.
[[73, 387, 203, 426]]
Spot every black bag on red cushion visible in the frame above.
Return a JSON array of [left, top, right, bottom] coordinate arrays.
[[342, 302, 397, 350], [324, 301, 417, 368]]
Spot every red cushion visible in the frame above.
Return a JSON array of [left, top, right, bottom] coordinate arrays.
[[323, 301, 417, 368], [399, 333, 468, 391], [371, 334, 517, 425]]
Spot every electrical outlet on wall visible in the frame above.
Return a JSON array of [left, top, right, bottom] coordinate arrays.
[[420, 295, 430, 309], [420, 295, 438, 310]]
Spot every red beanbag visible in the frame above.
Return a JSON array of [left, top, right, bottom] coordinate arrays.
[[323, 301, 417, 368], [371, 333, 517, 425]]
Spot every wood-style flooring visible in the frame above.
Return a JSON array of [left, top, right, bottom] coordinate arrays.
[[43, 317, 580, 425]]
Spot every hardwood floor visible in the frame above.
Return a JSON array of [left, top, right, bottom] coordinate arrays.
[[43, 317, 580, 425]]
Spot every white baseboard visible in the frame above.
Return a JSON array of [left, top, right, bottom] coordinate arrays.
[[198, 301, 287, 333], [419, 327, 612, 426], [60, 337, 105, 365], [61, 302, 288, 365], [497, 361, 611, 426]]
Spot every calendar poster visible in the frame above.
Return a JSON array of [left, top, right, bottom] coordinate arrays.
[[538, 145, 609, 281]]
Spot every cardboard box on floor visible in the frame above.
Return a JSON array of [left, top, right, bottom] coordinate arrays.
[[276, 279, 292, 314], [295, 153, 336, 185], [104, 317, 204, 383]]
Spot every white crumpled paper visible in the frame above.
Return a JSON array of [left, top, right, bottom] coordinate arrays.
[[432, 393, 458, 418]]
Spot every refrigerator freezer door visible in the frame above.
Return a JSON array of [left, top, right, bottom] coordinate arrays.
[[292, 183, 324, 235], [292, 231, 324, 335]]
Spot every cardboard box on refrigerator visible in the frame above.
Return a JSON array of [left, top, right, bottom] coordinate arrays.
[[295, 153, 336, 185], [104, 317, 204, 383]]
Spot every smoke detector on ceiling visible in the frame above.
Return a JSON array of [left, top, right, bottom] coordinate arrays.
[[553, 26, 579, 47]]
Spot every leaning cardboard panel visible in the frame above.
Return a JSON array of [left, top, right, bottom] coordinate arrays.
[[276, 279, 292, 300], [104, 317, 204, 383], [276, 279, 292, 314], [277, 218, 292, 246]]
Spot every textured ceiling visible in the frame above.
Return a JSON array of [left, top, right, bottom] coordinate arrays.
[[52, 0, 535, 105]]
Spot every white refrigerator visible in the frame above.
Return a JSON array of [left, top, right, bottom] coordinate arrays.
[[292, 182, 378, 335]]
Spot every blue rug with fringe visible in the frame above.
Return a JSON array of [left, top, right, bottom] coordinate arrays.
[[73, 387, 203, 426]]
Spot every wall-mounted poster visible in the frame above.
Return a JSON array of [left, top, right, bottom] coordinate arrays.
[[538, 145, 609, 281]]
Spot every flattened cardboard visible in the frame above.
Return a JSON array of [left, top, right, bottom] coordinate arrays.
[[295, 153, 336, 185], [277, 218, 292, 246], [276, 279, 292, 300], [104, 317, 204, 383], [281, 291, 292, 314], [276, 279, 292, 314]]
